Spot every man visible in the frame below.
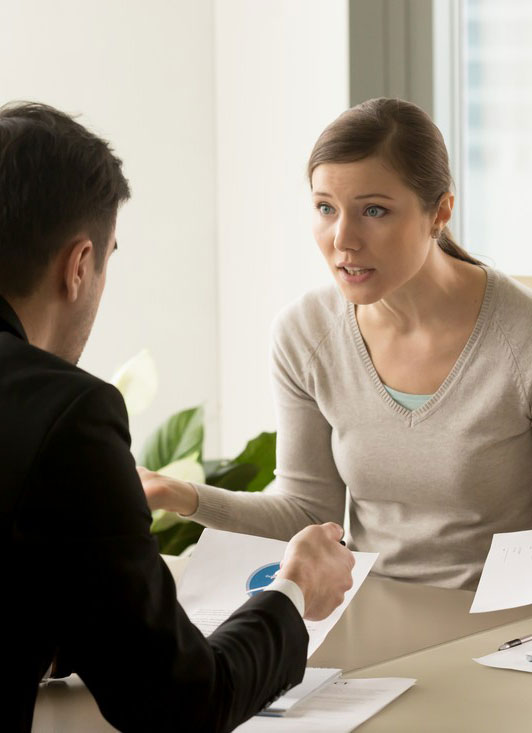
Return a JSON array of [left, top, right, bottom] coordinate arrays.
[[0, 103, 355, 732]]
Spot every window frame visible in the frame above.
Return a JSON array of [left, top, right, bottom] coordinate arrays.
[[432, 0, 465, 243]]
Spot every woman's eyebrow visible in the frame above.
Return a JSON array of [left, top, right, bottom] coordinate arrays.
[[354, 193, 394, 200], [313, 191, 395, 200]]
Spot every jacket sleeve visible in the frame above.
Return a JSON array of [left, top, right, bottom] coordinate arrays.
[[22, 381, 308, 732]]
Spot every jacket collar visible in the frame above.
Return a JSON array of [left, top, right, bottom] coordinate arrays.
[[0, 295, 28, 342]]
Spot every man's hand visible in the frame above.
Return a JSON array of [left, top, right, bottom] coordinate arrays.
[[137, 467, 199, 516], [278, 523, 355, 621]]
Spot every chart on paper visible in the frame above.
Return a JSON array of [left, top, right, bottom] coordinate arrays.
[[177, 528, 378, 657], [246, 562, 281, 597]]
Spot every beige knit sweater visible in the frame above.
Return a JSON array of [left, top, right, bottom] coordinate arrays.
[[190, 268, 532, 589]]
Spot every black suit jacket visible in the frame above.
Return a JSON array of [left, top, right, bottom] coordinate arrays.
[[0, 296, 307, 732]]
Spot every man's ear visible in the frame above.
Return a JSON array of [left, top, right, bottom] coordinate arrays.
[[63, 238, 94, 303]]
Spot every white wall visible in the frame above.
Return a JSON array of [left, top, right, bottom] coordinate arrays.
[[214, 0, 350, 457], [1, 0, 350, 462], [0, 0, 220, 457]]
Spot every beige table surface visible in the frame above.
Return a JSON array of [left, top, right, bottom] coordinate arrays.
[[348, 616, 532, 732], [308, 573, 531, 670], [33, 556, 532, 732]]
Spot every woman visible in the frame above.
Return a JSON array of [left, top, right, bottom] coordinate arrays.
[[140, 98, 532, 590]]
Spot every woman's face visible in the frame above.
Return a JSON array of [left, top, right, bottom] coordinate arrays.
[[311, 156, 444, 305]]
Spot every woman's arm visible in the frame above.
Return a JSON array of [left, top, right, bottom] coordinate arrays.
[[139, 314, 347, 541], [139, 469, 320, 541]]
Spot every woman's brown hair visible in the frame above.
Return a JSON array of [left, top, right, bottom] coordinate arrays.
[[308, 97, 482, 266]]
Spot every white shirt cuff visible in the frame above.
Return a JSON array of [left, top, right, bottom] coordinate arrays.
[[264, 578, 305, 616]]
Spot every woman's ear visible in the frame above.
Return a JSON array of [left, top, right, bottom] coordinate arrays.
[[434, 192, 454, 230], [63, 238, 94, 303]]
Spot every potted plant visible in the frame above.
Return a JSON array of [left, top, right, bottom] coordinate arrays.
[[112, 350, 276, 555]]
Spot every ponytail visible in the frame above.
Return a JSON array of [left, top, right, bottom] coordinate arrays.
[[436, 226, 484, 266]]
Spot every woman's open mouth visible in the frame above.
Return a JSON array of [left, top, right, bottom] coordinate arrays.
[[338, 266, 375, 284]]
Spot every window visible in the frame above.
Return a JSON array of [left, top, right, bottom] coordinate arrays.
[[463, 0, 532, 274]]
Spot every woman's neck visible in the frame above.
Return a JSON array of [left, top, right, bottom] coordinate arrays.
[[359, 248, 486, 334]]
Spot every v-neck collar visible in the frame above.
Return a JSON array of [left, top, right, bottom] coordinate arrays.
[[347, 267, 496, 424]]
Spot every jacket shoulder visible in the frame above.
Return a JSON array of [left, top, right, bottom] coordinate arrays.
[[0, 333, 126, 435]]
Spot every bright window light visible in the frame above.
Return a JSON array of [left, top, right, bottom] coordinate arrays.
[[463, 0, 532, 274]]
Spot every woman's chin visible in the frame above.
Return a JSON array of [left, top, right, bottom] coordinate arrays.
[[336, 279, 382, 306]]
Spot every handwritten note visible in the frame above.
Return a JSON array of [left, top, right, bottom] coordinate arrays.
[[470, 530, 532, 613]]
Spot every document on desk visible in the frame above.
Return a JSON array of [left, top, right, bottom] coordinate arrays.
[[233, 678, 416, 732], [259, 667, 341, 716], [470, 529, 532, 613], [177, 528, 378, 657], [474, 639, 532, 673]]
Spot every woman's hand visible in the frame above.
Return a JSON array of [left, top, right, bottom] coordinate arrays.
[[137, 466, 199, 516]]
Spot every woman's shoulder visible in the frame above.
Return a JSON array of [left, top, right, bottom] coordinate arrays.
[[490, 268, 532, 324], [271, 284, 346, 347], [489, 268, 532, 372]]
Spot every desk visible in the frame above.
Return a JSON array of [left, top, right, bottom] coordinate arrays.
[[33, 557, 532, 732], [348, 618, 532, 732]]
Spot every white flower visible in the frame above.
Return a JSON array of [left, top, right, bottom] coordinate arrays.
[[111, 349, 158, 416], [157, 453, 205, 484]]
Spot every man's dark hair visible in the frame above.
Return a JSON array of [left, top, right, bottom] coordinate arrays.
[[0, 102, 131, 296]]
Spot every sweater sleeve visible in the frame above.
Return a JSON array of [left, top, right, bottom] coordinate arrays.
[[189, 306, 347, 539]]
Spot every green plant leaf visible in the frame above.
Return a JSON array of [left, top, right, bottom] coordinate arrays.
[[138, 406, 204, 470], [205, 461, 258, 491], [154, 519, 204, 556], [202, 459, 223, 477], [233, 432, 276, 492]]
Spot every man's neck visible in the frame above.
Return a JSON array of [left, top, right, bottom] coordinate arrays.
[[5, 292, 61, 354]]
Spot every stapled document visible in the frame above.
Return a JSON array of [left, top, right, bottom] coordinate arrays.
[[259, 667, 341, 716], [234, 677, 417, 732]]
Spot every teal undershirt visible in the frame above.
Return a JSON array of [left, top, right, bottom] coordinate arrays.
[[384, 385, 434, 411]]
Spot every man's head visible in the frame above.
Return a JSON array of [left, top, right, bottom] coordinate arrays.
[[0, 102, 130, 362]]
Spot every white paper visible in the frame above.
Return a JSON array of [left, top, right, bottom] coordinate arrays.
[[470, 530, 532, 612], [260, 668, 341, 715], [474, 639, 532, 672], [234, 678, 416, 732], [177, 528, 378, 657]]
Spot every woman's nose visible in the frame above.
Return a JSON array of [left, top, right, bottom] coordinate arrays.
[[334, 218, 362, 252]]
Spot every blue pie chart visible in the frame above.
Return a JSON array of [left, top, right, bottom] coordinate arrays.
[[246, 562, 281, 597]]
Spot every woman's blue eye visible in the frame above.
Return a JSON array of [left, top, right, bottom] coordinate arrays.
[[364, 205, 386, 218], [318, 203, 334, 215]]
